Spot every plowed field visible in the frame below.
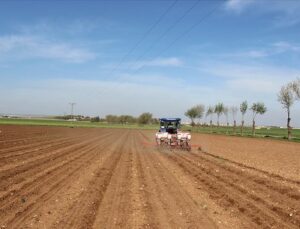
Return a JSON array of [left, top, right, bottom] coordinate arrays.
[[0, 125, 299, 229]]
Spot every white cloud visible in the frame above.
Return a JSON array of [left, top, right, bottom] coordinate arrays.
[[215, 41, 300, 59], [129, 57, 183, 69], [273, 41, 300, 53], [225, 0, 300, 27], [199, 61, 300, 94], [223, 50, 269, 58], [225, 0, 255, 13], [0, 35, 95, 63]]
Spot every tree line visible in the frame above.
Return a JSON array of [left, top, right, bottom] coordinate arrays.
[[185, 101, 267, 136], [55, 112, 156, 125], [185, 78, 300, 139], [104, 113, 157, 125]]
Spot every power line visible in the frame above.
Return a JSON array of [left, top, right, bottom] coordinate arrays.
[[98, 0, 201, 96], [133, 0, 223, 76], [157, 1, 222, 57], [98, 1, 222, 97], [94, 0, 178, 98], [128, 0, 201, 69], [104, 0, 179, 80]]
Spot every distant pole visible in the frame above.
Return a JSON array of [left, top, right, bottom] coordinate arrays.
[[69, 103, 76, 119]]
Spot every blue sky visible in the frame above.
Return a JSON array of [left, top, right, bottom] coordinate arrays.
[[0, 0, 300, 126]]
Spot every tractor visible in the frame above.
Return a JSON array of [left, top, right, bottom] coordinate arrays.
[[155, 118, 191, 151]]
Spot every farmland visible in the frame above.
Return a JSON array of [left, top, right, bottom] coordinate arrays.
[[1, 117, 300, 142], [0, 125, 299, 228]]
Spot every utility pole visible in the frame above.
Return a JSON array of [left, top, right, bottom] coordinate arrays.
[[69, 102, 76, 120]]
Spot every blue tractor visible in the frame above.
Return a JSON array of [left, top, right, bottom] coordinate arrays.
[[155, 118, 191, 151]]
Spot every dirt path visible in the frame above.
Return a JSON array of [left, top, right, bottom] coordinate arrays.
[[0, 125, 299, 228]]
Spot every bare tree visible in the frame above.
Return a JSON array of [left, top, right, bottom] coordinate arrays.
[[230, 106, 238, 135], [278, 79, 300, 140], [240, 101, 248, 136], [214, 103, 224, 127], [290, 78, 300, 99], [250, 102, 267, 136], [206, 106, 214, 133], [223, 106, 229, 134]]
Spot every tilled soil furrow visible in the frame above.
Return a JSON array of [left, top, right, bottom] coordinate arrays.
[[128, 132, 153, 228], [0, 134, 50, 146], [0, 132, 113, 203], [200, 151, 300, 186], [0, 133, 111, 190], [56, 131, 130, 229], [0, 132, 99, 169], [95, 132, 133, 228], [0, 132, 88, 155], [195, 152, 300, 197], [167, 152, 297, 228], [2, 132, 117, 228], [0, 138, 76, 165], [0, 138, 102, 210], [178, 152, 300, 227], [138, 135, 217, 228], [187, 152, 300, 216]]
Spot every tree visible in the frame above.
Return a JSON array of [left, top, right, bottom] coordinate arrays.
[[250, 102, 267, 136], [240, 101, 248, 136], [230, 106, 238, 135], [138, 112, 153, 125], [195, 104, 205, 125], [206, 106, 214, 133], [290, 78, 300, 99], [185, 105, 204, 126], [90, 116, 100, 122], [277, 79, 300, 140], [223, 106, 229, 134], [214, 103, 224, 127], [119, 115, 136, 124], [105, 115, 119, 123], [151, 118, 160, 125]]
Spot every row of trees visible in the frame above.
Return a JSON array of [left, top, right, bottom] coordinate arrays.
[[185, 102, 267, 136], [55, 113, 156, 125], [185, 78, 300, 140], [105, 112, 156, 125]]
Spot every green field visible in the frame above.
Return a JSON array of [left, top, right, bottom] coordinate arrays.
[[181, 125, 300, 142], [0, 118, 158, 130], [1, 118, 299, 142]]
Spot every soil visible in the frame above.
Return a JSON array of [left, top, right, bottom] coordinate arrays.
[[0, 125, 299, 228]]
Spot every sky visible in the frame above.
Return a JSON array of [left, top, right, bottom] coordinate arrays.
[[0, 0, 300, 126]]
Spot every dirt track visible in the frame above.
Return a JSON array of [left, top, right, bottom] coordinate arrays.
[[0, 125, 299, 228]]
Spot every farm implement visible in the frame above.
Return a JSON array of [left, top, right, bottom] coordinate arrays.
[[155, 118, 192, 151]]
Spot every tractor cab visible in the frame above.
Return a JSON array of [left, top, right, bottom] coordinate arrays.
[[159, 118, 181, 134]]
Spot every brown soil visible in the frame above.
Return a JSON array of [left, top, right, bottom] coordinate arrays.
[[0, 125, 299, 229]]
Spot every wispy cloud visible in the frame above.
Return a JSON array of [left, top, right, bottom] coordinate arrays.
[[272, 41, 300, 53], [16, 18, 118, 36], [222, 50, 269, 58], [225, 0, 255, 13], [128, 57, 183, 69], [199, 61, 300, 94], [216, 41, 300, 59], [0, 35, 95, 63], [224, 0, 300, 27]]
